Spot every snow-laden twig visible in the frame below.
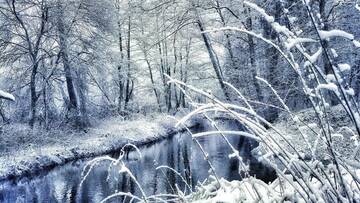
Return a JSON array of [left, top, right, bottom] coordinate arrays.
[[121, 143, 142, 159], [79, 156, 116, 190], [0, 90, 15, 101], [80, 144, 149, 203], [192, 130, 261, 142], [318, 30, 354, 40]]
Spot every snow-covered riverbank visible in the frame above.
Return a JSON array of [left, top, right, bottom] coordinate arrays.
[[252, 105, 360, 166], [0, 114, 197, 180], [189, 105, 360, 203]]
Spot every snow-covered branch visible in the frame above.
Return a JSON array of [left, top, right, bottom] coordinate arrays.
[[0, 90, 15, 101]]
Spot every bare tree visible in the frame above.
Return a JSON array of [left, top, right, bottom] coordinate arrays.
[[0, 0, 49, 127]]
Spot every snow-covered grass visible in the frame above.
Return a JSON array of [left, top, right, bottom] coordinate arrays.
[[0, 112, 195, 180], [189, 168, 360, 202], [189, 176, 300, 202]]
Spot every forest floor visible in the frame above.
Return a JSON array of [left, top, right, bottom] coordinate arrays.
[[0, 112, 196, 180]]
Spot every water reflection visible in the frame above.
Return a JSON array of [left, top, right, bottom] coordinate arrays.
[[0, 120, 276, 203]]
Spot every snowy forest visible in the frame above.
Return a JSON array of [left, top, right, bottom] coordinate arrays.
[[0, 0, 360, 202]]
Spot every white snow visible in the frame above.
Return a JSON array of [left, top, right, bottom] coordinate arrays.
[[190, 177, 284, 203], [189, 172, 360, 203], [346, 88, 355, 96], [332, 133, 344, 139], [354, 40, 360, 48], [356, 2, 360, 12], [242, 2, 294, 37], [0, 90, 15, 101], [285, 37, 316, 50], [338, 63, 351, 72], [289, 16, 297, 23], [331, 48, 338, 58], [304, 48, 322, 67], [317, 83, 338, 92], [271, 22, 293, 36], [304, 87, 313, 95], [309, 73, 315, 79], [326, 74, 336, 82], [319, 29, 354, 40]]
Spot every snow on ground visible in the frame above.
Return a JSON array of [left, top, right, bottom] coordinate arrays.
[[189, 168, 360, 203], [190, 176, 288, 203], [0, 113, 196, 180]]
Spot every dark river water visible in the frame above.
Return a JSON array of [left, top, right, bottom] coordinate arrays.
[[0, 120, 276, 202]]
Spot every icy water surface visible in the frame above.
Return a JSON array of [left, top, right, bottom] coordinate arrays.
[[0, 120, 276, 202]]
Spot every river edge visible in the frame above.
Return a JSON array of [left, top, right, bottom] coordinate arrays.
[[0, 115, 198, 181], [3, 105, 355, 185]]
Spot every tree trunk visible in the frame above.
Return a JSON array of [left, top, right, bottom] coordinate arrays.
[[215, 0, 235, 68], [246, 10, 263, 103], [75, 70, 89, 128], [138, 16, 162, 112], [196, 15, 230, 100], [57, 1, 78, 111], [145, 57, 162, 112], [29, 62, 38, 128], [57, 1, 89, 128], [42, 63, 48, 129], [262, 2, 281, 122], [180, 37, 191, 108], [117, 19, 125, 112], [173, 33, 180, 109], [124, 15, 132, 109]]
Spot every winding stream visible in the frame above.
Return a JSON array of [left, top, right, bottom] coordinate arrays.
[[0, 120, 276, 202]]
